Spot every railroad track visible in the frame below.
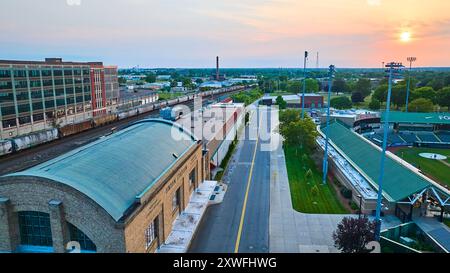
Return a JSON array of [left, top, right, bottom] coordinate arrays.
[[0, 89, 246, 175]]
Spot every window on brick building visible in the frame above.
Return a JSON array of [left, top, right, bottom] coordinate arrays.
[[67, 222, 97, 252], [18, 211, 53, 247], [189, 168, 196, 188], [172, 188, 181, 213], [145, 218, 159, 249]]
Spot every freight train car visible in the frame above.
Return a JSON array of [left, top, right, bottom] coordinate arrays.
[[0, 139, 13, 156], [93, 114, 118, 127], [59, 120, 93, 137], [13, 128, 59, 152]]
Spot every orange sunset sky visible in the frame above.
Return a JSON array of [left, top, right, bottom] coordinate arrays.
[[1, 0, 450, 68]]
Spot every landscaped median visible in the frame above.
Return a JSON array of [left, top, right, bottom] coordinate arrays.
[[278, 109, 349, 214], [284, 145, 348, 214]]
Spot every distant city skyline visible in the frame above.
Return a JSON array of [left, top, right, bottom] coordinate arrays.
[[1, 0, 450, 68]]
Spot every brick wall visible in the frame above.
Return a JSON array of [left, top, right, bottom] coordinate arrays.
[[0, 177, 125, 252]]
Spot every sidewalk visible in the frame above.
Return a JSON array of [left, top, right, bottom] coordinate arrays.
[[414, 217, 450, 252], [269, 130, 401, 253], [158, 180, 217, 253]]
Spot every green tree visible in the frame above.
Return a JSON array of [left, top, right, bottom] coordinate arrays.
[[118, 77, 127, 84], [287, 81, 302, 94], [391, 84, 407, 108], [411, 86, 436, 103], [437, 87, 450, 110], [280, 116, 318, 152], [276, 95, 287, 109], [305, 169, 313, 182], [351, 92, 364, 103], [144, 74, 156, 83], [372, 84, 388, 103], [300, 78, 319, 93], [408, 98, 434, 112], [427, 78, 445, 91], [330, 96, 352, 109], [355, 78, 372, 98], [279, 109, 301, 129], [332, 79, 350, 94], [368, 98, 381, 110]]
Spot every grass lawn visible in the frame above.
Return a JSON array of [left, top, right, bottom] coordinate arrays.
[[157, 92, 184, 101], [444, 218, 450, 228], [269, 91, 294, 96], [394, 147, 450, 187], [284, 145, 349, 214]]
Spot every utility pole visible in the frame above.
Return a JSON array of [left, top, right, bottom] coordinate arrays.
[[405, 57, 417, 112], [322, 65, 335, 184], [374, 62, 404, 241], [301, 51, 308, 119]]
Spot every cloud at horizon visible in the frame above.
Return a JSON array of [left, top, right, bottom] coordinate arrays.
[[1, 0, 450, 68]]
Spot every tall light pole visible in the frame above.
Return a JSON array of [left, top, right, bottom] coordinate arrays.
[[301, 51, 308, 119], [374, 62, 404, 241], [405, 57, 417, 112], [322, 65, 335, 185]]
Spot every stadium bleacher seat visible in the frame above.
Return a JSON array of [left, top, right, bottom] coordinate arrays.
[[416, 132, 440, 143], [388, 133, 406, 145], [436, 132, 450, 142], [399, 132, 418, 143]]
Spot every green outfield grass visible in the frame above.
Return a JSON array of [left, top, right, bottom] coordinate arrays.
[[284, 145, 349, 214], [394, 147, 450, 188]]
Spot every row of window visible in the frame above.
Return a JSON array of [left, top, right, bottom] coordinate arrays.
[[0, 96, 91, 116], [18, 211, 96, 251], [0, 80, 91, 91], [0, 69, 90, 79], [0, 90, 91, 103]]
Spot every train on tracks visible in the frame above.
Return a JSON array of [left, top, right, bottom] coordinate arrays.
[[0, 85, 246, 156]]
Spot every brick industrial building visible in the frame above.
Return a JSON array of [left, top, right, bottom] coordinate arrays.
[[0, 119, 209, 253], [264, 94, 324, 109], [0, 58, 119, 140]]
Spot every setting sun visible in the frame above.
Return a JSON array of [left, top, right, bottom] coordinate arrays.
[[400, 31, 411, 42]]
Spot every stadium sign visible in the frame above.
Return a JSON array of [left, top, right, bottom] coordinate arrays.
[[438, 115, 450, 121]]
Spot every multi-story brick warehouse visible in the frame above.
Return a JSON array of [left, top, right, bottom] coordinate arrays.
[[0, 58, 119, 139], [0, 119, 209, 253]]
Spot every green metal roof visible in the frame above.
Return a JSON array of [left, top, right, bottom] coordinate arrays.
[[4, 119, 197, 221], [381, 111, 450, 125], [325, 121, 430, 202]]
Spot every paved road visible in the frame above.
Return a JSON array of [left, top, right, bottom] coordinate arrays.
[[189, 105, 271, 253]]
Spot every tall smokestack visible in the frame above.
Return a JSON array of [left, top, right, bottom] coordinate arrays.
[[216, 56, 219, 81]]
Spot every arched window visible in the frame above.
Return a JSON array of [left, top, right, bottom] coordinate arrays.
[[18, 211, 53, 247], [67, 222, 97, 252]]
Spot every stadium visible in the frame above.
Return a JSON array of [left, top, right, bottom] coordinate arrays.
[[317, 111, 450, 232]]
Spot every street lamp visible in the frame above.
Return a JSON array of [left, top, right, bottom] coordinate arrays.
[[322, 65, 336, 185], [357, 194, 363, 219], [374, 62, 404, 241], [301, 51, 308, 119], [405, 57, 416, 112]]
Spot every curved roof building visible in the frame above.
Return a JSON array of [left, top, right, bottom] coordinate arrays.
[[6, 119, 197, 221], [0, 119, 205, 253]]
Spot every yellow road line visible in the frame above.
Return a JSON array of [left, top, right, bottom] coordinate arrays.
[[234, 112, 260, 253]]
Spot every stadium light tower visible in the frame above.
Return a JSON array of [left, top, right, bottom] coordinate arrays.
[[322, 65, 336, 184], [374, 62, 404, 241], [405, 57, 417, 112], [301, 51, 308, 119]]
